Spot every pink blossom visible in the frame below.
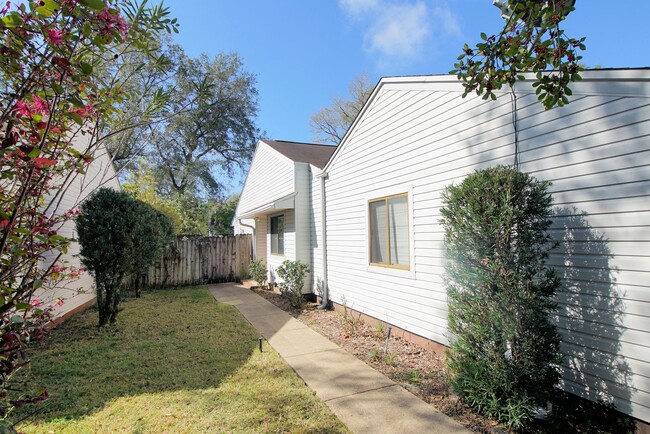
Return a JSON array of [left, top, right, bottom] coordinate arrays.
[[97, 7, 128, 38], [47, 28, 64, 46], [31, 297, 41, 307], [55, 298, 64, 307], [29, 95, 50, 115], [51, 265, 65, 273], [13, 100, 31, 118]]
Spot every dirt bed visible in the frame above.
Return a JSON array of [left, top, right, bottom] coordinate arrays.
[[252, 289, 500, 433]]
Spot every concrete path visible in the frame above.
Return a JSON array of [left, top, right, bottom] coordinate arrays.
[[209, 283, 470, 434]]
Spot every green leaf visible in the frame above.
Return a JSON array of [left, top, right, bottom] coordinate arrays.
[[67, 96, 85, 108], [78, 0, 105, 11], [82, 21, 91, 38], [2, 12, 24, 28], [80, 61, 93, 75], [35, 6, 54, 18], [10, 314, 24, 324], [14, 302, 32, 310], [52, 82, 65, 94], [480, 32, 487, 41], [33, 279, 43, 290], [69, 112, 84, 125]]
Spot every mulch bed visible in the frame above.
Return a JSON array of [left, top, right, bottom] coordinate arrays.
[[250, 288, 639, 434], [252, 288, 500, 433]]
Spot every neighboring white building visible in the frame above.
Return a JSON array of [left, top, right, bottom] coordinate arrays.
[[234, 140, 336, 292], [235, 69, 650, 424], [38, 137, 120, 320]]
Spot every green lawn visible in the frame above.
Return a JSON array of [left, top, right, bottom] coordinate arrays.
[[15, 287, 349, 433]]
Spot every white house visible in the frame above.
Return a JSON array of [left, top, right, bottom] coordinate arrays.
[[38, 137, 120, 321], [236, 69, 650, 425], [234, 139, 336, 293]]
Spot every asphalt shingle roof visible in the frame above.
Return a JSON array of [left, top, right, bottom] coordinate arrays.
[[263, 140, 336, 169]]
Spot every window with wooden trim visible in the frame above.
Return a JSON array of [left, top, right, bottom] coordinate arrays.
[[270, 215, 284, 255], [369, 194, 410, 269]]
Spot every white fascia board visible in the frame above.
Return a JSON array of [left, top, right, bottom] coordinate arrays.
[[237, 192, 296, 220]]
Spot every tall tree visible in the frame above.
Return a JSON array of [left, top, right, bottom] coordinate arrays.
[[310, 73, 374, 145], [452, 0, 585, 109], [149, 50, 260, 197]]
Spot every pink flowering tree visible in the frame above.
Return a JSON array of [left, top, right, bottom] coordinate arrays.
[[0, 0, 177, 426]]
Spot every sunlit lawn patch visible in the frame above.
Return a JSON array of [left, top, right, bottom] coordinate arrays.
[[15, 287, 349, 433]]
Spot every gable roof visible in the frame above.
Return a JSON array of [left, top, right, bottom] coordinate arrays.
[[263, 139, 336, 169]]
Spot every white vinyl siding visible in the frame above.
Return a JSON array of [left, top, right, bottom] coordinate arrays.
[[310, 166, 324, 296], [324, 70, 650, 422], [237, 142, 295, 216], [293, 163, 313, 292], [38, 142, 120, 318]]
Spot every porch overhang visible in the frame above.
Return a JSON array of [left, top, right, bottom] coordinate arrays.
[[237, 192, 296, 220]]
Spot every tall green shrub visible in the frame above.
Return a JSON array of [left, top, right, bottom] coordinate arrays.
[[77, 188, 173, 326], [440, 166, 562, 428]]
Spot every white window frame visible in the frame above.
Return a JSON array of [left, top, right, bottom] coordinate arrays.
[[270, 214, 284, 256]]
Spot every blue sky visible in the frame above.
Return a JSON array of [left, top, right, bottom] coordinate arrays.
[[161, 0, 650, 193]]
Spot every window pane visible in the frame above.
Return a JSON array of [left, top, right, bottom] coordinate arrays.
[[369, 200, 387, 264], [277, 216, 284, 255], [270, 215, 284, 255], [388, 196, 409, 266]]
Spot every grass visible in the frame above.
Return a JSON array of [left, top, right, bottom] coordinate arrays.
[[14, 287, 350, 433]]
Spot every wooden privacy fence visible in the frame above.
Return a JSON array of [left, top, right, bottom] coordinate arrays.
[[141, 234, 252, 289]]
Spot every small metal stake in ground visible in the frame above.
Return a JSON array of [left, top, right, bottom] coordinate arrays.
[[384, 327, 392, 354], [258, 337, 263, 352]]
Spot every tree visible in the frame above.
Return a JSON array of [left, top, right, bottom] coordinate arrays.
[[440, 166, 562, 428], [0, 0, 176, 424], [310, 73, 374, 145], [76, 188, 173, 324], [451, 0, 585, 109], [149, 50, 260, 197], [209, 195, 238, 235]]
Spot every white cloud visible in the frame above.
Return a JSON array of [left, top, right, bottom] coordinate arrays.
[[338, 0, 381, 18], [365, 2, 430, 60], [432, 5, 461, 39], [338, 0, 461, 67]]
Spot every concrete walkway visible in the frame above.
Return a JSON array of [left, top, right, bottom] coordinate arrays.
[[209, 283, 470, 434]]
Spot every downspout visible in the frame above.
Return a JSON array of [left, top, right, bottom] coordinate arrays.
[[317, 173, 329, 309], [238, 218, 256, 260]]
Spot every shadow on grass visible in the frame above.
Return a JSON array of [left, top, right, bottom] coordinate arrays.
[[14, 287, 259, 424]]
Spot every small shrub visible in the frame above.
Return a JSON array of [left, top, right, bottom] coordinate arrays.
[[399, 369, 424, 385], [276, 260, 310, 309], [339, 295, 363, 335], [372, 322, 384, 339], [383, 352, 397, 366], [367, 347, 381, 361], [440, 166, 562, 429], [248, 259, 267, 288]]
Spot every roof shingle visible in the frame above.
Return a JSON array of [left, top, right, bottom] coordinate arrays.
[[263, 140, 336, 169]]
